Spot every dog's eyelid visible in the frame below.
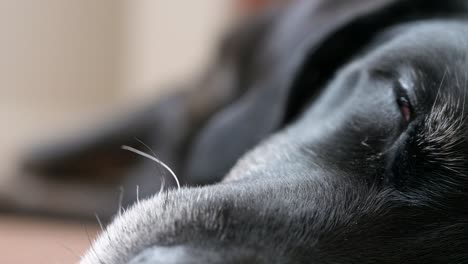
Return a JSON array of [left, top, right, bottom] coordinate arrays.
[[397, 96, 412, 122], [395, 77, 417, 104], [368, 68, 416, 122], [394, 81, 414, 123]]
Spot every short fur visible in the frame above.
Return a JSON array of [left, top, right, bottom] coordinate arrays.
[[17, 0, 468, 263]]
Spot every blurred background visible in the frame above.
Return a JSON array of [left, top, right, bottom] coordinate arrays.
[[0, 0, 274, 263]]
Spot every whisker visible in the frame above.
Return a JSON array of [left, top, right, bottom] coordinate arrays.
[[461, 63, 468, 124], [455, 69, 460, 89], [463, 62, 468, 94], [134, 138, 168, 192], [136, 185, 140, 203], [94, 213, 104, 232], [159, 174, 166, 194], [122, 145, 181, 190], [135, 137, 157, 157], [118, 186, 124, 217], [431, 67, 448, 114], [83, 223, 105, 264]]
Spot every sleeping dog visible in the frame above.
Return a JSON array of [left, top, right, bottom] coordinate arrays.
[[18, 0, 468, 263]]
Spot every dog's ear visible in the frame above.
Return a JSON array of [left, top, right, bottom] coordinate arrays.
[[183, 0, 468, 184]]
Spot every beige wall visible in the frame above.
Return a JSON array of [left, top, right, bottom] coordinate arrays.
[[0, 0, 232, 175], [0, 0, 232, 104], [122, 0, 233, 99], [0, 0, 125, 107]]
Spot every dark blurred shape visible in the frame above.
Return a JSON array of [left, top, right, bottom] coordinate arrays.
[[237, 0, 285, 13]]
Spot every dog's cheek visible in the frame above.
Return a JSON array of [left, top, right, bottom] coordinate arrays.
[[390, 121, 468, 198], [389, 121, 447, 191], [387, 123, 415, 188]]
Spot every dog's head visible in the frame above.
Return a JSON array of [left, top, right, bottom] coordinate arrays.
[[82, 0, 468, 263]]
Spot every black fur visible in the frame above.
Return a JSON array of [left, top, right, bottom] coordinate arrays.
[[24, 0, 468, 263]]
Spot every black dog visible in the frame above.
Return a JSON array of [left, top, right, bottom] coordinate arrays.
[[15, 0, 468, 263]]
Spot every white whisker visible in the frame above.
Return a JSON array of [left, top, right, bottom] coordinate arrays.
[[122, 145, 180, 190], [94, 213, 104, 232], [431, 67, 448, 114], [136, 185, 140, 203], [118, 186, 124, 217], [133, 138, 169, 193], [159, 174, 166, 194]]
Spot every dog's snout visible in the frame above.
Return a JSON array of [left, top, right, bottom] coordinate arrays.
[[128, 245, 262, 264]]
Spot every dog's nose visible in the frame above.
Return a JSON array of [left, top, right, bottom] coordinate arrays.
[[128, 245, 262, 264]]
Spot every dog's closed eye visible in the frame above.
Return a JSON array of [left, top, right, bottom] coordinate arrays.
[[397, 95, 412, 122], [370, 68, 414, 125], [394, 77, 414, 124]]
